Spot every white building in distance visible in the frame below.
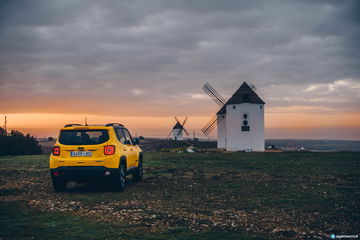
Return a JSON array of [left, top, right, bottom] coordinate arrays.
[[171, 122, 184, 140], [168, 117, 189, 140], [217, 82, 265, 151]]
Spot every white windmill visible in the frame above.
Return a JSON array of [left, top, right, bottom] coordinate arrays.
[[201, 82, 265, 151], [168, 117, 189, 140]]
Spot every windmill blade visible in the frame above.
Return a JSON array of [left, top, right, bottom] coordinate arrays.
[[174, 116, 180, 124], [201, 114, 217, 133], [177, 126, 184, 137], [203, 85, 223, 107], [205, 83, 227, 104], [167, 130, 173, 138], [203, 83, 226, 107], [181, 116, 188, 126], [202, 114, 224, 136], [174, 116, 182, 137], [177, 116, 188, 137], [201, 114, 225, 136], [183, 128, 189, 136]]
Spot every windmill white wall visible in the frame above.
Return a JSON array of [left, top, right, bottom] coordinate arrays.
[[202, 82, 265, 151], [225, 103, 264, 151], [171, 129, 183, 140], [217, 115, 227, 148]]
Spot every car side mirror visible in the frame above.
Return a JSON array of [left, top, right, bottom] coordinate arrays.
[[133, 138, 139, 145]]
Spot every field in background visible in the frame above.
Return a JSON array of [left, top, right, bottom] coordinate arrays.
[[1, 152, 359, 239], [38, 138, 360, 153]]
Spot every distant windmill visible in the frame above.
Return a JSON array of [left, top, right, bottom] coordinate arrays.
[[201, 82, 265, 151], [168, 117, 189, 140]]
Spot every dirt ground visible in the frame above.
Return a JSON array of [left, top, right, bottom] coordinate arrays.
[[1, 152, 359, 239]]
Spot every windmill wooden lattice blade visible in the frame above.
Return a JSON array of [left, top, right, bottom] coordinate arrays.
[[204, 82, 226, 104], [167, 130, 173, 138], [201, 114, 225, 136], [182, 116, 188, 126], [203, 83, 226, 107], [183, 128, 189, 136], [174, 116, 180, 124], [178, 117, 188, 137]]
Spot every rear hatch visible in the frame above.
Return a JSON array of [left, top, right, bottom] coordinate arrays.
[[56, 128, 109, 166]]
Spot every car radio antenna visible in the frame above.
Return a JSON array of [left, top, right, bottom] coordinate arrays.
[[85, 116, 88, 126]]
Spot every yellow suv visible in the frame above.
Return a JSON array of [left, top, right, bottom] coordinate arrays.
[[50, 123, 143, 191]]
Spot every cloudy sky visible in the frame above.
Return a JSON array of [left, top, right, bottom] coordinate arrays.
[[0, 0, 359, 139]]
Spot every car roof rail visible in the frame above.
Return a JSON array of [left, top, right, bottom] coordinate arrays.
[[105, 123, 124, 127], [64, 124, 83, 127]]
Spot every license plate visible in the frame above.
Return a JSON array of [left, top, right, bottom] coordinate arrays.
[[71, 151, 92, 157]]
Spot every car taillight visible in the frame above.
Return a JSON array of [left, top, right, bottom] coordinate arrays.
[[53, 146, 60, 156], [104, 145, 115, 155]]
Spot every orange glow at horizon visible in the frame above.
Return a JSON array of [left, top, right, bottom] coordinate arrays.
[[1, 111, 360, 140]]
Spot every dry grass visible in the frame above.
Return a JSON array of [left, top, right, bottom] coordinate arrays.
[[1, 152, 359, 239]]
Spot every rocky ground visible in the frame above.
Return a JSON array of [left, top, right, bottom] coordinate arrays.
[[1, 152, 359, 239]]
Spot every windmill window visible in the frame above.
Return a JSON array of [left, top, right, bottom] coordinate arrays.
[[243, 114, 247, 118], [242, 126, 250, 131], [233, 105, 236, 109], [260, 105, 262, 109], [243, 120, 248, 126]]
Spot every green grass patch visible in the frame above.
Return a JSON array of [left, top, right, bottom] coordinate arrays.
[[0, 201, 261, 240], [0, 201, 124, 240], [0, 152, 359, 239]]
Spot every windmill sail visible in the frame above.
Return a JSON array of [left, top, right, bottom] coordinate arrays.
[[201, 113, 225, 136], [171, 116, 189, 138], [201, 83, 227, 135], [167, 130, 173, 138], [203, 83, 226, 107], [177, 116, 189, 136]]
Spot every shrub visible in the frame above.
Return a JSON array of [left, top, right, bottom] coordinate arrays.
[[0, 128, 42, 156]]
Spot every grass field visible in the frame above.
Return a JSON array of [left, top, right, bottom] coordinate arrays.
[[0, 152, 359, 239]]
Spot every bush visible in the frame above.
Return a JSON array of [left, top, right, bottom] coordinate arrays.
[[0, 128, 42, 156]]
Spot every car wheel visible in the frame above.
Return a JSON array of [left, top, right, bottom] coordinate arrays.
[[133, 159, 143, 181], [52, 178, 67, 191], [114, 163, 126, 191]]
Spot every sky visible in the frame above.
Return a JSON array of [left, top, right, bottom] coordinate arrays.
[[0, 0, 359, 139]]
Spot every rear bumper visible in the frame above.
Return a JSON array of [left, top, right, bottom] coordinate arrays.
[[50, 166, 118, 182]]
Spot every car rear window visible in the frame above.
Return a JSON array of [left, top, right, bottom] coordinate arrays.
[[59, 130, 109, 145]]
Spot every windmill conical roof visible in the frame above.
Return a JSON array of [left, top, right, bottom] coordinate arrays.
[[217, 82, 265, 114], [173, 122, 182, 129]]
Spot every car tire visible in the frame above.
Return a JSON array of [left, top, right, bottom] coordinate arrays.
[[113, 163, 126, 191], [52, 178, 66, 191], [133, 159, 143, 181]]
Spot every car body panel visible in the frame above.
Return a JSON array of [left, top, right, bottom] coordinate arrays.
[[50, 125, 142, 175]]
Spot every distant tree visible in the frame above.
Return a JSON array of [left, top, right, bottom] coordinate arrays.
[[48, 137, 54, 141], [0, 128, 7, 137], [0, 128, 42, 156], [0, 127, 7, 155]]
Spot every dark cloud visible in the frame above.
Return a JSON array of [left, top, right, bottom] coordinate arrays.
[[0, 0, 359, 116]]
